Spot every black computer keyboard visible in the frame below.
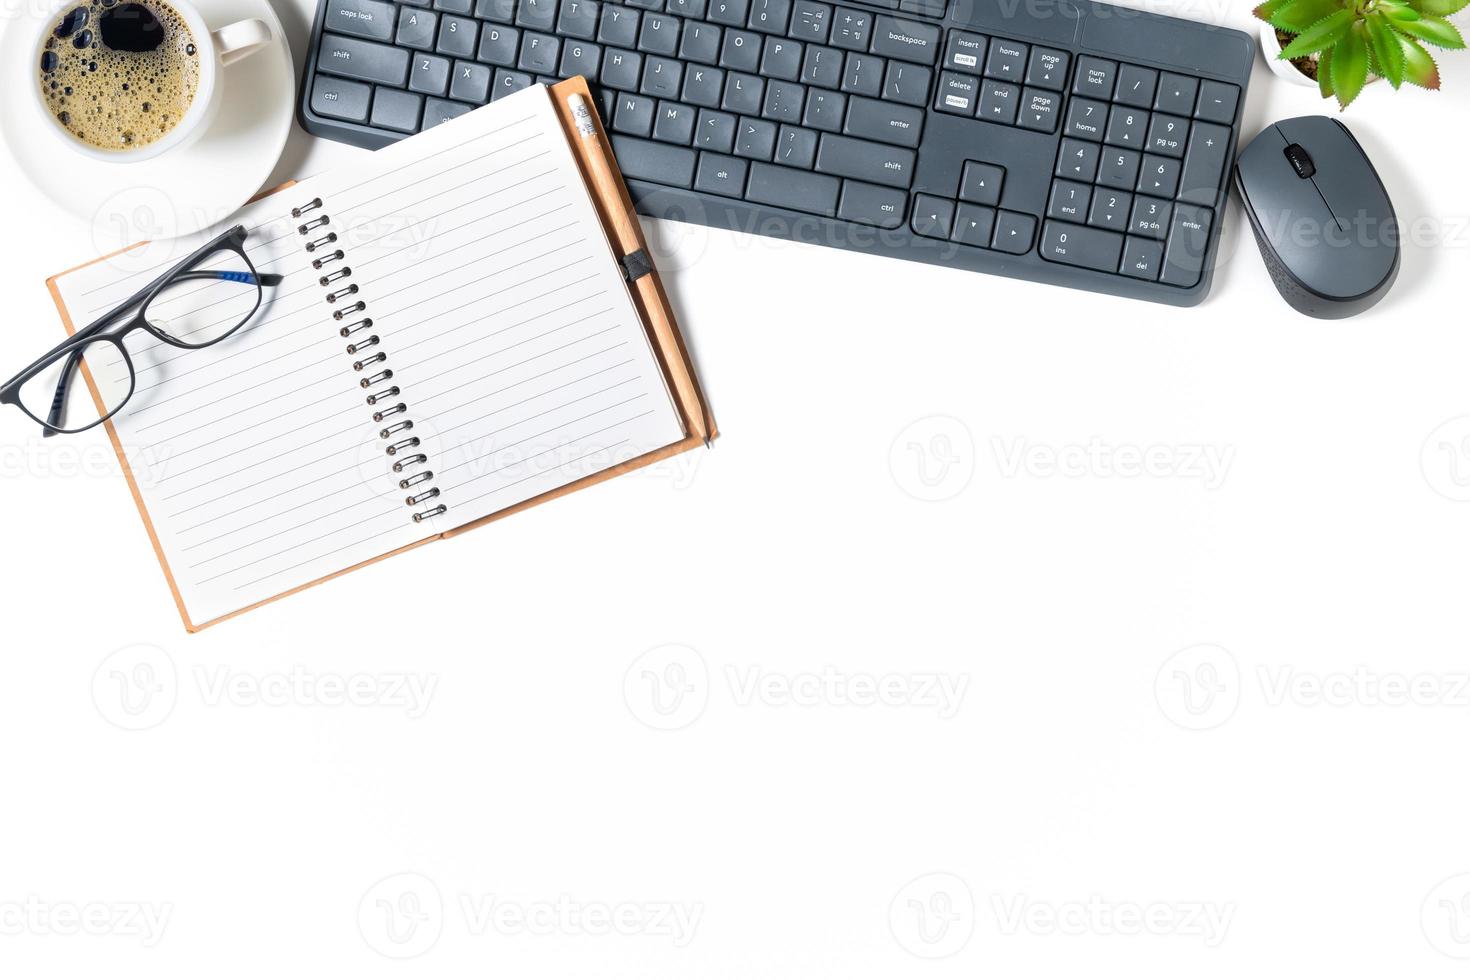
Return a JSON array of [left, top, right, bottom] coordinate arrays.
[[299, 0, 1254, 306]]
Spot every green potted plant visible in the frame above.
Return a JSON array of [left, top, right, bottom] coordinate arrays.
[[1254, 0, 1466, 107]]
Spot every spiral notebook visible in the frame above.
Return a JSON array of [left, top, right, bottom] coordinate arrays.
[[46, 79, 715, 631]]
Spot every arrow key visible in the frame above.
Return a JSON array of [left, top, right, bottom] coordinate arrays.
[[959, 161, 1004, 206], [992, 209, 1036, 254], [951, 202, 996, 248], [910, 193, 955, 239], [1017, 87, 1059, 133]]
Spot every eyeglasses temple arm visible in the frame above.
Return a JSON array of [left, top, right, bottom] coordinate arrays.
[[41, 346, 87, 438]]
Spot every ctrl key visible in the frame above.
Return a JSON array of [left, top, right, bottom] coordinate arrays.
[[311, 76, 372, 123]]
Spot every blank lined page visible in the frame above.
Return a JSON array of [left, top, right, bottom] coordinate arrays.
[[48, 85, 685, 626]]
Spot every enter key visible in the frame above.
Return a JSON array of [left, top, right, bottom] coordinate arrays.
[[843, 97, 925, 149]]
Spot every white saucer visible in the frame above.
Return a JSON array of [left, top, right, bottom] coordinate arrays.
[[0, 0, 294, 243]]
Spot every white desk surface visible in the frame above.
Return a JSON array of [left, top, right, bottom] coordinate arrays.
[[3, 0, 1470, 974]]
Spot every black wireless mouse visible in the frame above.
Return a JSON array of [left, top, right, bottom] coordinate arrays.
[[1233, 116, 1399, 319]]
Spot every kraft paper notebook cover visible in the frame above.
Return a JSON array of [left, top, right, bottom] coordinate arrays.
[[46, 78, 716, 632]]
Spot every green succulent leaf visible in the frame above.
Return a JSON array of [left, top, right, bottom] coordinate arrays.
[[1412, 0, 1469, 15], [1381, 1, 1421, 20], [1271, 0, 1345, 32], [1400, 35, 1443, 87], [1331, 24, 1370, 107], [1318, 44, 1336, 97], [1393, 13, 1467, 48], [1280, 9, 1357, 58], [1367, 12, 1407, 86], [1253, 0, 1293, 21]]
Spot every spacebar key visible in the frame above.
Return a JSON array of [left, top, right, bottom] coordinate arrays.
[[745, 163, 840, 217], [1039, 221, 1123, 272], [610, 136, 697, 188]]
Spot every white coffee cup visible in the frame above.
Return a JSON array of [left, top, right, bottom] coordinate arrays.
[[30, 0, 272, 163]]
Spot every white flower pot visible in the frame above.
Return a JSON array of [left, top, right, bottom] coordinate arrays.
[[1260, 20, 1322, 87]]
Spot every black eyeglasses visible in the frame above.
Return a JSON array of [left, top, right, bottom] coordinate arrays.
[[1, 225, 283, 437]]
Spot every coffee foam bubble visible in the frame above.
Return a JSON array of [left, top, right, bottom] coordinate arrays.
[[38, 1, 201, 152]]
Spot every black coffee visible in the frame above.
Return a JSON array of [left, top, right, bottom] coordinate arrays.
[[38, 0, 201, 151]]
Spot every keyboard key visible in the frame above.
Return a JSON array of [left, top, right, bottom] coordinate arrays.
[[815, 133, 914, 187], [311, 75, 372, 121], [477, 24, 519, 65], [437, 14, 478, 57], [1137, 153, 1180, 197], [747, 161, 840, 215], [719, 29, 760, 71], [977, 80, 1018, 125], [449, 59, 492, 101], [1177, 120, 1230, 204], [694, 151, 748, 194], [722, 71, 763, 113], [1113, 63, 1156, 108], [838, 180, 906, 227], [397, 7, 438, 48], [1071, 55, 1114, 98], [761, 79, 805, 122], [1146, 113, 1188, 157], [1097, 147, 1140, 190], [1120, 235, 1163, 280], [951, 202, 995, 247], [490, 66, 533, 97], [639, 13, 680, 55], [1160, 204, 1213, 287], [708, 0, 749, 26], [516, 0, 557, 30], [761, 35, 804, 80], [1017, 87, 1058, 132], [1025, 46, 1067, 89], [611, 134, 698, 185], [934, 70, 978, 115], [613, 92, 656, 134], [641, 54, 683, 96], [871, 15, 939, 64], [830, 7, 871, 50], [942, 30, 986, 71], [518, 31, 560, 72], [682, 64, 724, 106], [899, 0, 943, 17], [735, 116, 776, 157], [747, 0, 791, 33], [1047, 179, 1090, 222], [911, 194, 954, 238], [1055, 138, 1098, 182], [1153, 72, 1197, 114], [842, 52, 883, 96], [843, 96, 923, 147], [802, 88, 845, 131], [326, 0, 396, 42], [790, 0, 831, 42], [881, 61, 929, 106], [1087, 188, 1130, 232], [984, 37, 1026, 82], [476, 0, 515, 21], [1128, 195, 1171, 238], [680, 22, 722, 63], [653, 100, 696, 142], [668, 0, 706, 16], [1194, 80, 1238, 124], [558, 39, 600, 77], [435, 0, 473, 12], [602, 48, 642, 89], [558, 0, 599, 39], [802, 45, 843, 87], [775, 124, 818, 166], [1040, 220, 1123, 271], [422, 96, 474, 126], [959, 161, 1002, 205], [1063, 97, 1106, 141], [371, 86, 424, 130], [1104, 105, 1147, 149], [992, 210, 1035, 253], [318, 34, 411, 86], [597, 5, 639, 46], [695, 108, 737, 150]]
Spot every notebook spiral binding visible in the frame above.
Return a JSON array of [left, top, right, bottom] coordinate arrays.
[[296, 197, 446, 524]]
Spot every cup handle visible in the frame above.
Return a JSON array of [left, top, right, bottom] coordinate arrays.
[[212, 18, 273, 67]]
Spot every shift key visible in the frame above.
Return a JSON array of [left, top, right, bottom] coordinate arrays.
[[316, 33, 410, 86], [325, 0, 396, 41], [815, 135, 915, 188]]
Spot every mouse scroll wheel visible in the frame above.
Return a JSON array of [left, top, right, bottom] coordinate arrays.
[[1283, 143, 1316, 179]]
